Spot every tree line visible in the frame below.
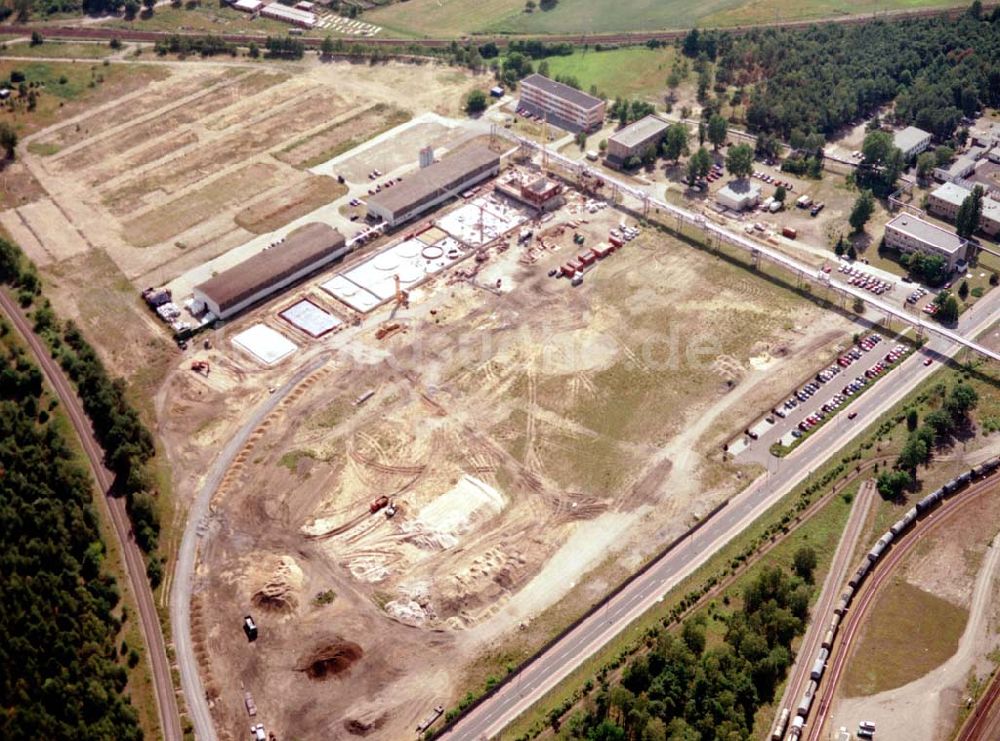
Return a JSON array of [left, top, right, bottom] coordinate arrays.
[[877, 382, 979, 498], [0, 319, 142, 739], [551, 566, 810, 740], [682, 4, 998, 143], [0, 238, 164, 585]]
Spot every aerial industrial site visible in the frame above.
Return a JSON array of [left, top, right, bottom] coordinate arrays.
[[3, 5, 1000, 741]]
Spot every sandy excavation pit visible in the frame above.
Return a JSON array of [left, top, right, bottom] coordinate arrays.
[[175, 205, 860, 740]]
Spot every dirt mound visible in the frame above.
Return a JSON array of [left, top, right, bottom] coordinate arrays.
[[250, 555, 304, 614], [298, 640, 364, 680], [343, 712, 386, 736]]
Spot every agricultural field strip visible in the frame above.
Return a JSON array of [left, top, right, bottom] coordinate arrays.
[[57, 74, 287, 179], [121, 162, 283, 248], [81, 84, 304, 191], [38, 70, 236, 151], [276, 103, 382, 164], [100, 90, 349, 213], [94, 83, 333, 196], [48, 69, 255, 163]]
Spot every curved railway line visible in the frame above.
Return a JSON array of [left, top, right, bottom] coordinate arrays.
[[770, 459, 1000, 741], [957, 663, 1000, 741], [0, 291, 182, 741]]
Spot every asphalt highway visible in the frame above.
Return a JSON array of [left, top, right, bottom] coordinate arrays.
[[440, 287, 1000, 740], [0, 290, 182, 741]]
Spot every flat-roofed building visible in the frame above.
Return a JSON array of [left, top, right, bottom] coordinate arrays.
[[893, 126, 932, 159], [715, 179, 761, 212], [933, 155, 976, 183], [365, 145, 501, 227], [928, 181, 1000, 236], [260, 2, 316, 27], [194, 223, 346, 319], [605, 115, 670, 169], [884, 214, 967, 271], [495, 172, 564, 211], [518, 74, 605, 132]]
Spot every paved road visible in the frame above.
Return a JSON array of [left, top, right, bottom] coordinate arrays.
[[735, 333, 900, 462], [773, 479, 875, 736], [169, 352, 332, 741], [0, 290, 182, 741], [440, 285, 1000, 740]]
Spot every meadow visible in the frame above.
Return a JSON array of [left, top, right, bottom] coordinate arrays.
[[367, 0, 965, 38]]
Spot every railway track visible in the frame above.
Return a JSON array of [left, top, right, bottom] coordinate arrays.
[[773, 480, 876, 739], [808, 473, 1000, 741], [956, 648, 1000, 740], [0, 290, 182, 741], [1, 4, 986, 50]]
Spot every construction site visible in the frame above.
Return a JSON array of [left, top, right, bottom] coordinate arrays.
[[153, 139, 859, 739], [2, 51, 884, 741]]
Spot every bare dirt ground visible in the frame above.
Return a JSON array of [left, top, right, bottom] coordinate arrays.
[[152, 183, 858, 739], [1, 51, 872, 741], [9, 57, 486, 288], [831, 483, 1000, 741]]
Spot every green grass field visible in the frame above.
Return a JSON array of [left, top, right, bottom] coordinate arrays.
[[842, 580, 967, 696], [105, 5, 307, 37], [0, 41, 114, 59], [367, 0, 965, 38], [540, 46, 677, 100]]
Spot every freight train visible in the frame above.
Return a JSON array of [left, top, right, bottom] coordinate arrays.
[[773, 456, 1000, 740]]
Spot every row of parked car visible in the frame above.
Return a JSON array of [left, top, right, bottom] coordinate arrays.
[[905, 286, 929, 305], [753, 170, 795, 191], [704, 163, 726, 183], [838, 263, 894, 295], [367, 175, 402, 196], [777, 334, 890, 437], [515, 106, 546, 122]]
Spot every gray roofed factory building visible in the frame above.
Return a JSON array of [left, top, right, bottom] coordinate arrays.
[[194, 222, 347, 319], [605, 115, 670, 169], [365, 144, 501, 227]]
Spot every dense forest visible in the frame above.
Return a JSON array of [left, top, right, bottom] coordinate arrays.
[[0, 238, 163, 583], [555, 566, 809, 740], [684, 4, 997, 142], [0, 318, 141, 739]]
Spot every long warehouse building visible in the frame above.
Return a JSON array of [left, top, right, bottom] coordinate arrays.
[[194, 222, 346, 320], [365, 145, 501, 227]]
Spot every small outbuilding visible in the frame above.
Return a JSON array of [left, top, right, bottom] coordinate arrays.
[[716, 179, 762, 212]]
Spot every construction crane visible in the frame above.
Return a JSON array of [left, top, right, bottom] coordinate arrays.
[[389, 274, 410, 319]]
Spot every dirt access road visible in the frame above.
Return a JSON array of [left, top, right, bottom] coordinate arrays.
[[169, 353, 332, 741], [0, 290, 181, 741], [438, 282, 1000, 741], [814, 481, 1000, 741], [833, 532, 1000, 741]]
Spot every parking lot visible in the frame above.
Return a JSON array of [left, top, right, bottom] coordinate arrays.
[[730, 333, 916, 458]]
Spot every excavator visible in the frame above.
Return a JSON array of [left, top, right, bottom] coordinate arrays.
[[190, 360, 210, 376]]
